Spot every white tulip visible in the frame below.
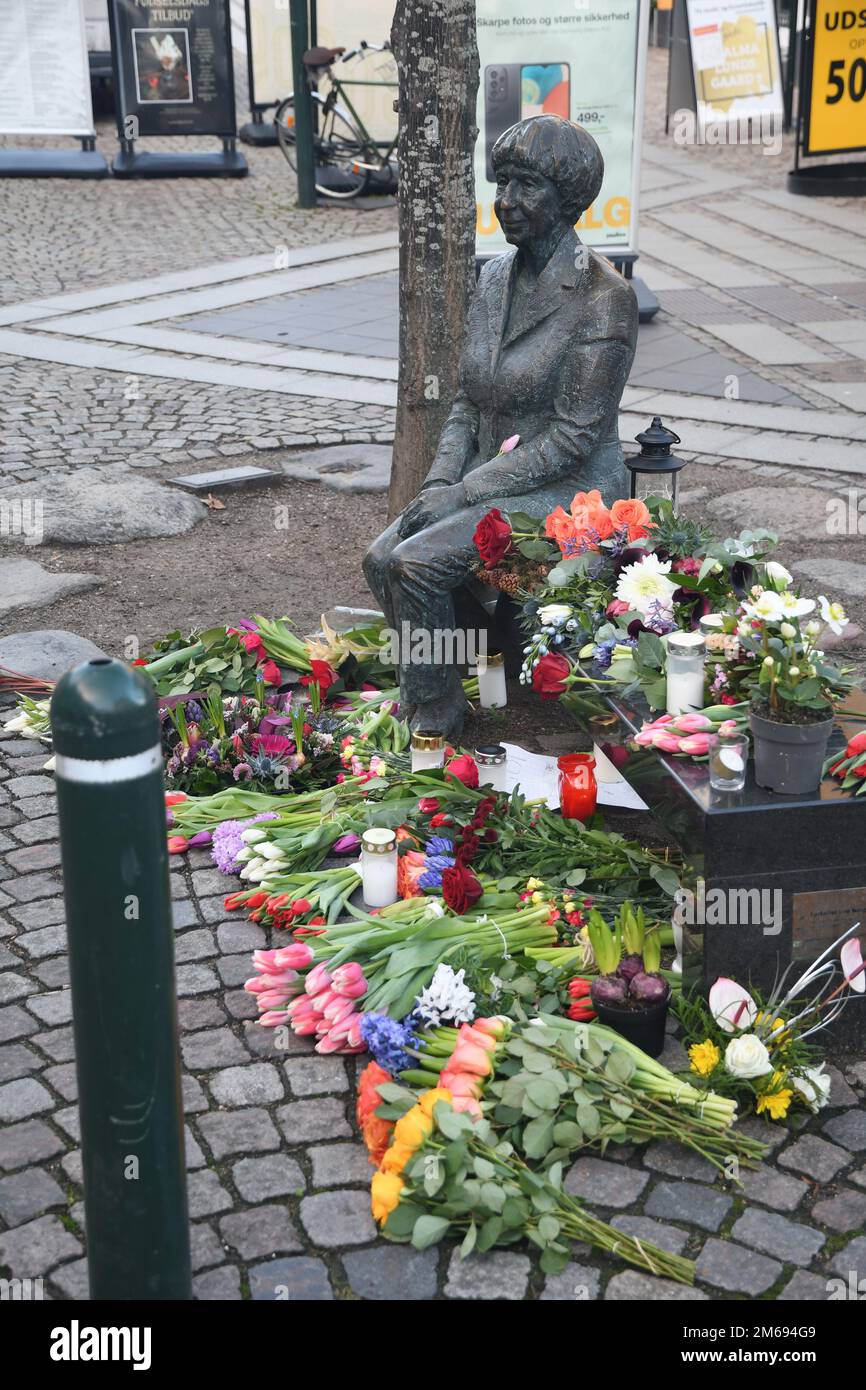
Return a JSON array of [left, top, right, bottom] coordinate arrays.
[[260, 842, 286, 861], [241, 827, 268, 844], [765, 561, 793, 589], [724, 1034, 772, 1079]]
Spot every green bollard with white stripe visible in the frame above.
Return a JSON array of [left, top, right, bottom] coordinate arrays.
[[51, 658, 191, 1300]]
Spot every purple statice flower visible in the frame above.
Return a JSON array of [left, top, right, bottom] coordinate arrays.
[[358, 1012, 419, 1072], [211, 811, 277, 875], [644, 600, 677, 636], [592, 638, 617, 671]]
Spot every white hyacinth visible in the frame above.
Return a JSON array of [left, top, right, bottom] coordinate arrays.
[[414, 964, 476, 1027]]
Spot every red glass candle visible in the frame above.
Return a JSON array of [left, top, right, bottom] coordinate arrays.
[[557, 753, 598, 821]]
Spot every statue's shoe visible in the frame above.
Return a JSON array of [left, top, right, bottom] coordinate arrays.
[[410, 694, 466, 741]]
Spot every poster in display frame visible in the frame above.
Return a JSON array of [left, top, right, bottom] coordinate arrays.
[[473, 0, 657, 319], [789, 0, 866, 193], [239, 0, 291, 145], [682, 0, 785, 138], [0, 0, 108, 178], [108, 0, 248, 176]]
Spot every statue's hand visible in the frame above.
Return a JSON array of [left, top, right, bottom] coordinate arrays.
[[397, 482, 465, 540]]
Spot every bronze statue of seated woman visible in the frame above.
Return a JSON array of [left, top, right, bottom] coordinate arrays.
[[363, 114, 638, 735]]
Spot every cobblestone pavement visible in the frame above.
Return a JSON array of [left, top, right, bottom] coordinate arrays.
[[1, 734, 866, 1302]]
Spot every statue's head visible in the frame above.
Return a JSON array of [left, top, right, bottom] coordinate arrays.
[[491, 115, 604, 250]]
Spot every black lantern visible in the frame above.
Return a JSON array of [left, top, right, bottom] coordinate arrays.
[[626, 416, 687, 510]]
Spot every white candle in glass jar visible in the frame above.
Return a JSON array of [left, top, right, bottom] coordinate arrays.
[[475, 744, 507, 792], [411, 730, 444, 772], [477, 650, 507, 709], [361, 828, 398, 907], [666, 631, 707, 715]]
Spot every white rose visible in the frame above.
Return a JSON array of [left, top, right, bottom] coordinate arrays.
[[792, 1065, 831, 1112], [765, 561, 793, 589], [724, 1034, 772, 1080], [537, 603, 573, 626]]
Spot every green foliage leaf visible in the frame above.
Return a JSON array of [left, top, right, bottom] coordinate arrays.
[[576, 1103, 600, 1137], [476, 1216, 504, 1252], [526, 1078, 561, 1111], [460, 1222, 477, 1259], [522, 1114, 556, 1159], [605, 1049, 636, 1085], [552, 1120, 584, 1147], [481, 1182, 506, 1213], [411, 1215, 451, 1250], [537, 1214, 561, 1243]]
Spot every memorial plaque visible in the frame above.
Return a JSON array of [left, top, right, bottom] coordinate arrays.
[[792, 885, 866, 961]]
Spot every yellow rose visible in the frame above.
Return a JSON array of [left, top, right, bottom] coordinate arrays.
[[380, 1141, 414, 1174], [688, 1040, 721, 1078], [371, 1170, 404, 1224], [418, 1087, 452, 1118], [756, 1088, 793, 1121], [393, 1105, 434, 1151]]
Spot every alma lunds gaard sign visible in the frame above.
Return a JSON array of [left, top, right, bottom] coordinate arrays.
[[804, 0, 866, 155]]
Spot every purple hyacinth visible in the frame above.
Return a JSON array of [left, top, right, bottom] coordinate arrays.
[[358, 1012, 419, 1072], [211, 811, 278, 875]]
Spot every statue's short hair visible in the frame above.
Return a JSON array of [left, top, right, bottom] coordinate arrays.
[[491, 115, 604, 222]]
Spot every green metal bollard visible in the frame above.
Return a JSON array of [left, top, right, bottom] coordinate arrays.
[[290, 0, 317, 208], [51, 658, 191, 1300]]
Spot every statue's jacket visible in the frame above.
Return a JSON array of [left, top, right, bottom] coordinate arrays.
[[424, 228, 638, 513]]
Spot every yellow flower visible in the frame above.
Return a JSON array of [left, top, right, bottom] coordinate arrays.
[[393, 1104, 434, 1151], [418, 1086, 452, 1118], [756, 1088, 794, 1121], [380, 1141, 414, 1175], [526, 877, 543, 892], [688, 1040, 721, 1078], [371, 1169, 404, 1224]]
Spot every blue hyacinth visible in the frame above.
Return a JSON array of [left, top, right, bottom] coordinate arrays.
[[358, 1013, 419, 1073]]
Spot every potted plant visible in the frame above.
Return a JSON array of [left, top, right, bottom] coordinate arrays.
[[738, 575, 854, 795], [588, 903, 671, 1057]]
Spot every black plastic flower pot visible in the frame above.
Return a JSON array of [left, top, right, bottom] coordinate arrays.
[[749, 709, 834, 796], [591, 988, 671, 1058]]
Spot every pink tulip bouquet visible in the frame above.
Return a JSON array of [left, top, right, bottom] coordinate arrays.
[[633, 703, 748, 759]]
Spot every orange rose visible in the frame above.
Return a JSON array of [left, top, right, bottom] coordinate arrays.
[[356, 1061, 395, 1166], [571, 489, 614, 542], [545, 505, 578, 554], [609, 497, 655, 541]]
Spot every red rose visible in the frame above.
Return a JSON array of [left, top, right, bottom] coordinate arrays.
[[301, 659, 338, 693], [445, 754, 479, 789], [441, 862, 483, 915], [473, 508, 513, 566], [429, 813, 452, 828], [241, 631, 266, 661], [260, 659, 281, 686], [418, 797, 440, 813], [531, 652, 571, 701]]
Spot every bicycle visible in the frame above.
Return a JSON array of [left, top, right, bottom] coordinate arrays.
[[275, 40, 398, 200]]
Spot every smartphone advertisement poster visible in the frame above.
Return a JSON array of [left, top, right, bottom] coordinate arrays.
[[108, 0, 238, 139], [684, 0, 784, 137], [475, 0, 649, 257]]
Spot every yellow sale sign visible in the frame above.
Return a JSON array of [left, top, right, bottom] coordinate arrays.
[[806, 0, 866, 154]]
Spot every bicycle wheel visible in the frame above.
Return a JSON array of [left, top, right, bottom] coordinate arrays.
[[275, 93, 370, 199]]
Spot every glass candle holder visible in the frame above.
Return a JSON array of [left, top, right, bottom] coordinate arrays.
[[708, 732, 748, 793], [411, 730, 444, 772], [666, 631, 706, 715], [557, 753, 597, 821], [477, 649, 507, 709], [475, 744, 507, 792], [361, 827, 398, 907]]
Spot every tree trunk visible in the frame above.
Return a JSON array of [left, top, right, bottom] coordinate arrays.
[[388, 0, 480, 520]]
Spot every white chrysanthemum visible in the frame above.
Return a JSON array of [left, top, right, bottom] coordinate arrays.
[[818, 594, 848, 636], [414, 964, 476, 1027], [614, 554, 677, 617]]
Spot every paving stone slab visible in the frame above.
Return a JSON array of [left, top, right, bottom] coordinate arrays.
[[564, 1156, 649, 1209], [611, 1213, 691, 1256], [0, 1043, 43, 1083], [177, 997, 226, 1032], [189, 1222, 225, 1273], [828, 1234, 866, 1281], [180, 1028, 249, 1071], [795, 556, 866, 599], [284, 1055, 348, 1098], [823, 1109, 866, 1152], [281, 443, 391, 494], [197, 1107, 281, 1161], [0, 1167, 66, 1226], [232, 1154, 305, 1203], [0, 1075, 55, 1121], [737, 1164, 808, 1213], [17, 924, 67, 960], [777, 1269, 834, 1300], [342, 1245, 438, 1300], [0, 560, 103, 619], [26, 991, 72, 1026], [194, 1265, 243, 1300], [0, 973, 32, 1006], [50, 1256, 90, 1301], [444, 1249, 530, 1300], [646, 1180, 733, 1232], [309, 1143, 373, 1189], [731, 1207, 825, 1266], [811, 1187, 866, 1232], [0, 1006, 37, 1042], [209, 1062, 284, 1107], [642, 1141, 717, 1184], [778, 1134, 851, 1181], [0, 1213, 82, 1276], [248, 1256, 333, 1300], [277, 1098, 351, 1142], [186, 1168, 233, 1219], [825, 1063, 859, 1109], [538, 1262, 602, 1300], [606, 1270, 709, 1300], [300, 1189, 376, 1247], [0, 1118, 64, 1172], [219, 1204, 303, 1261], [696, 1238, 783, 1295]]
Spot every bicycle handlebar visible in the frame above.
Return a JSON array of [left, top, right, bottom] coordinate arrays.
[[341, 40, 391, 63]]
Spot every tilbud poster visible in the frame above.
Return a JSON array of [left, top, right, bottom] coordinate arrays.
[[0, 0, 95, 136], [475, 0, 648, 256]]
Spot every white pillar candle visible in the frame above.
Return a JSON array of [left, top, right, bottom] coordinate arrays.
[[475, 744, 507, 791], [411, 730, 444, 772], [477, 650, 507, 709], [666, 631, 707, 715], [361, 828, 398, 907]]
